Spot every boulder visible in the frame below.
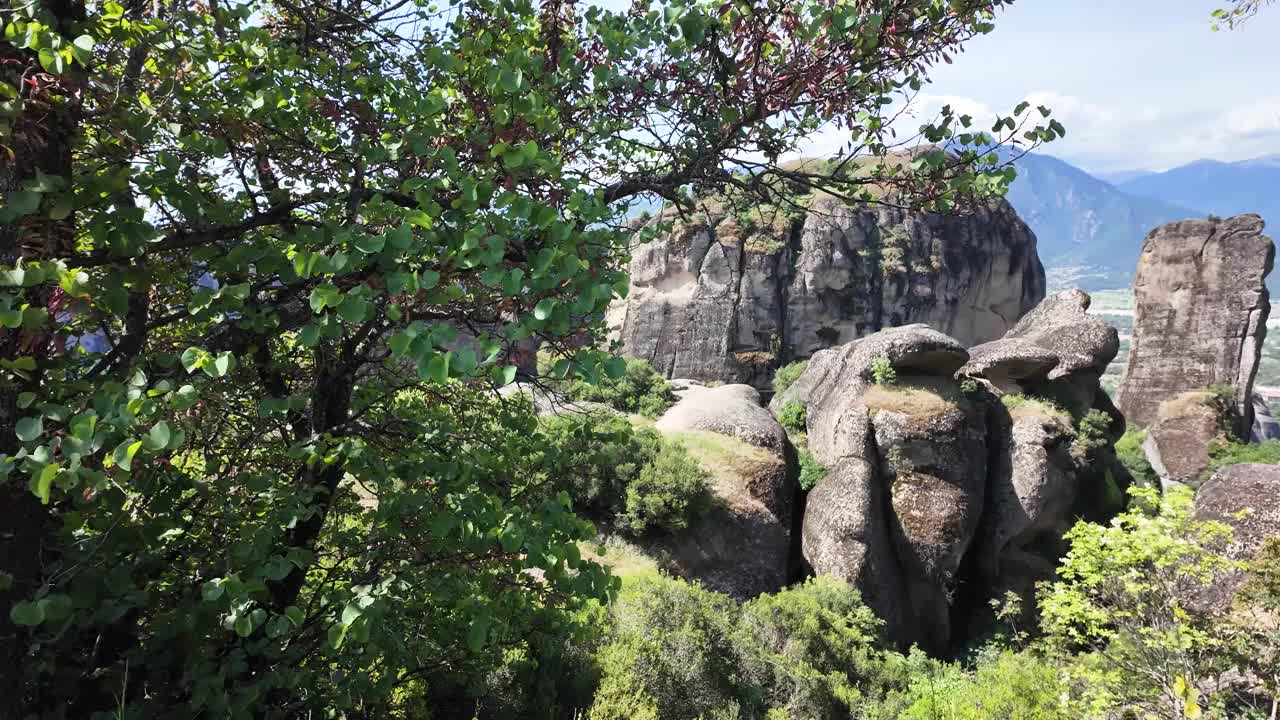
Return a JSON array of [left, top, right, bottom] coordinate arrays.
[[1117, 214, 1274, 436], [975, 405, 1078, 598], [1251, 392, 1280, 442], [656, 384, 788, 454], [612, 196, 1044, 389], [1002, 289, 1119, 381], [1143, 391, 1235, 491], [645, 387, 798, 599], [788, 325, 983, 651], [1194, 463, 1280, 607], [957, 338, 1059, 393]]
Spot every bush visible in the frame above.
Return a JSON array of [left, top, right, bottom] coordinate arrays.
[[589, 575, 749, 720], [870, 355, 896, 386], [1115, 429, 1157, 488], [897, 649, 1071, 720], [540, 415, 709, 536], [773, 360, 809, 395], [735, 578, 908, 719], [1206, 439, 1280, 474], [777, 400, 807, 435], [1070, 409, 1112, 460], [798, 449, 827, 491], [553, 356, 678, 417], [619, 440, 713, 535]]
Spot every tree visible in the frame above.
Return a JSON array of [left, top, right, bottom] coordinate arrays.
[[1038, 487, 1239, 719], [0, 0, 1059, 715], [1212, 0, 1274, 28]]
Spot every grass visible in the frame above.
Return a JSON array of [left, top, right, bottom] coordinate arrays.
[[1001, 393, 1072, 423], [580, 537, 660, 585], [666, 430, 781, 498], [862, 377, 967, 418]]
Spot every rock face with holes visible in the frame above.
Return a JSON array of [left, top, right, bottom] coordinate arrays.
[[609, 197, 1045, 389], [1117, 214, 1274, 436], [778, 292, 1123, 652]]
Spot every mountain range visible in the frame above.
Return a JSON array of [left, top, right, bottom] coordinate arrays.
[[1001, 151, 1280, 292]]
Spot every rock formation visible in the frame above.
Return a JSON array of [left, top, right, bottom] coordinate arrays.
[[610, 196, 1046, 389], [647, 384, 798, 599], [1194, 463, 1280, 607], [1251, 392, 1280, 442], [773, 291, 1122, 651], [1143, 391, 1235, 491], [1117, 214, 1274, 436]]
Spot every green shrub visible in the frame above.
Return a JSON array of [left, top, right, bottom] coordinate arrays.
[[897, 649, 1071, 720], [773, 360, 809, 395], [735, 578, 908, 719], [1206, 439, 1280, 474], [798, 449, 827, 491], [870, 355, 896, 386], [589, 575, 749, 720], [552, 356, 678, 417], [1115, 429, 1157, 488], [777, 400, 807, 435], [1070, 409, 1112, 460], [619, 440, 712, 535], [540, 415, 709, 536]]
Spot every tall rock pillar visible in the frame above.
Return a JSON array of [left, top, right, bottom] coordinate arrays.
[[1117, 214, 1274, 437]]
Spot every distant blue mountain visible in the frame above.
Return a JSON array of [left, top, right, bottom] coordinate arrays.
[[1095, 169, 1156, 185], [996, 150, 1201, 290], [1118, 157, 1280, 233]]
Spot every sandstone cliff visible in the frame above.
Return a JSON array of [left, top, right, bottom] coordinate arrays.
[[610, 197, 1046, 389], [1117, 214, 1274, 436]]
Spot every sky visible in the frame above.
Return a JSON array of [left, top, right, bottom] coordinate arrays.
[[913, 0, 1280, 174], [596, 0, 1280, 175]]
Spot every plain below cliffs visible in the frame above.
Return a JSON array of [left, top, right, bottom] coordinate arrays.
[[771, 291, 1123, 653], [609, 196, 1046, 389], [1117, 214, 1274, 437]]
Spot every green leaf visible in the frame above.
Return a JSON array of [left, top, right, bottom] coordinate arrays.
[[353, 234, 385, 254], [466, 616, 490, 652], [285, 606, 305, 626], [34, 463, 58, 504], [309, 284, 341, 313], [37, 47, 63, 74], [38, 594, 72, 622], [16, 392, 34, 409], [202, 580, 225, 602], [112, 439, 142, 472], [341, 604, 362, 625], [69, 412, 96, 441], [145, 421, 172, 451], [10, 601, 43, 626], [328, 622, 348, 649], [420, 353, 449, 384], [15, 416, 42, 442], [205, 352, 235, 378], [533, 298, 557, 320], [494, 364, 518, 387], [5, 190, 40, 216], [604, 356, 627, 379], [180, 347, 203, 373], [233, 614, 253, 638], [299, 324, 321, 347], [337, 297, 370, 323]]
